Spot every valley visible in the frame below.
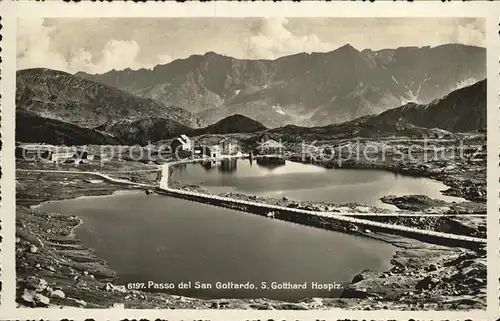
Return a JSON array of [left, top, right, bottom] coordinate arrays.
[[14, 43, 488, 310]]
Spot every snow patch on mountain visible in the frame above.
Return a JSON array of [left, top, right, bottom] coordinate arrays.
[[273, 105, 286, 115], [403, 77, 431, 104], [452, 78, 479, 91]]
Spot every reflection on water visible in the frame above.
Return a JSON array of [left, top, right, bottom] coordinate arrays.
[[256, 158, 286, 171], [200, 160, 218, 171], [171, 158, 466, 209], [219, 158, 238, 173], [173, 162, 188, 172], [199, 159, 239, 173], [200, 157, 285, 172]]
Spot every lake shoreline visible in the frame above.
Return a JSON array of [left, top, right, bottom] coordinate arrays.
[[168, 155, 486, 239], [286, 144, 486, 205], [16, 163, 486, 310]]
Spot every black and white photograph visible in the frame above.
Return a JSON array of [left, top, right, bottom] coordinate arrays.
[[1, 2, 498, 317]]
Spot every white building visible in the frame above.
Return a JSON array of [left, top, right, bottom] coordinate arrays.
[[48, 147, 76, 163], [206, 145, 222, 158], [171, 134, 193, 152]]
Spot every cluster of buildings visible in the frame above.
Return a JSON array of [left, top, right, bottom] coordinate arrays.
[[168, 134, 287, 160], [16, 135, 286, 164], [15, 144, 95, 163], [170, 135, 242, 159]]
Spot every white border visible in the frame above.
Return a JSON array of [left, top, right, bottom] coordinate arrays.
[[1, 1, 499, 319]]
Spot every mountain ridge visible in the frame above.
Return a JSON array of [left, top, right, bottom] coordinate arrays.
[[16, 68, 196, 128], [77, 43, 486, 128], [270, 79, 486, 139], [359, 78, 486, 133], [16, 110, 123, 145], [95, 114, 267, 145], [191, 114, 268, 136]]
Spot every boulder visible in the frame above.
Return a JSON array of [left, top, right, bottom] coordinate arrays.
[[50, 289, 65, 299], [21, 289, 37, 305], [24, 276, 48, 292], [426, 264, 438, 272], [104, 282, 114, 291], [21, 289, 50, 307], [34, 293, 50, 307], [103, 282, 127, 293]]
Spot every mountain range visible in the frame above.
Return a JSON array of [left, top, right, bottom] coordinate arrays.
[[15, 44, 486, 145], [16, 68, 486, 145], [77, 44, 486, 128]]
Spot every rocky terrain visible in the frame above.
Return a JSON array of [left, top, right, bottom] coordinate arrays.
[[343, 239, 486, 310], [78, 44, 485, 127]]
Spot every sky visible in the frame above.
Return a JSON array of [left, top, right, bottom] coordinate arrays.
[[17, 17, 485, 74]]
